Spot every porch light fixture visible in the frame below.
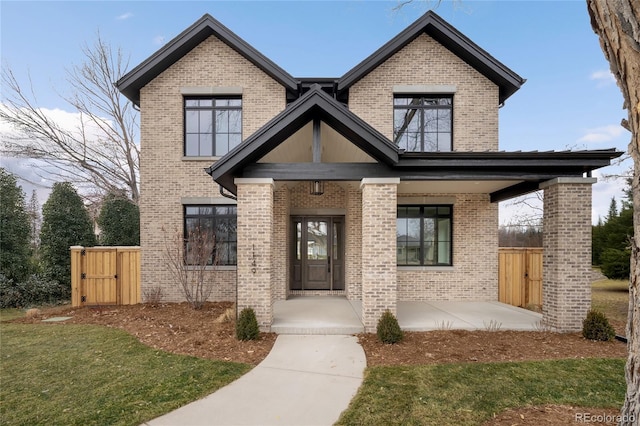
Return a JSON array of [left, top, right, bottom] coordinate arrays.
[[310, 180, 324, 196]]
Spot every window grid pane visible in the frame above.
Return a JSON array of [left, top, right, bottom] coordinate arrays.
[[393, 95, 452, 152], [184, 205, 237, 266], [184, 97, 242, 156], [398, 205, 453, 266]]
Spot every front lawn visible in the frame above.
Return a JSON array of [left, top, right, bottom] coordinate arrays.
[[592, 278, 629, 335], [0, 322, 250, 426], [336, 358, 626, 425]]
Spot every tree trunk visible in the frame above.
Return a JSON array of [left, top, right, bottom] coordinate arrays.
[[587, 1, 640, 424]]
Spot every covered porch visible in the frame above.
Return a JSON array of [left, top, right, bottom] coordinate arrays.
[[271, 296, 542, 335]]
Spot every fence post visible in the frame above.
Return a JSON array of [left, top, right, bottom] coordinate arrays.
[[70, 246, 84, 307]]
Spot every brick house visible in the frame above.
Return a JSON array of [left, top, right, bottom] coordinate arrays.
[[117, 11, 621, 332]]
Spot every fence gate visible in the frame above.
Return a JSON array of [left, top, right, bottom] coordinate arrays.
[[498, 248, 543, 308], [71, 246, 141, 307]]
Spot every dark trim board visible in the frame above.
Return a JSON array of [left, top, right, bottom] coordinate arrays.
[[337, 11, 525, 103], [117, 14, 298, 106]]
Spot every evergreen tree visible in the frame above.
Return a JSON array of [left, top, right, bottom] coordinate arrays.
[[606, 197, 618, 221], [97, 192, 140, 246], [0, 168, 31, 283], [593, 182, 634, 279], [40, 182, 96, 293], [27, 190, 41, 262]]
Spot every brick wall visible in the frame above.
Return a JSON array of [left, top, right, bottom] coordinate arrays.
[[542, 178, 595, 332], [139, 35, 285, 302], [236, 179, 274, 330], [346, 185, 363, 300], [272, 184, 289, 301], [361, 179, 399, 332], [397, 193, 498, 301], [348, 33, 499, 152]]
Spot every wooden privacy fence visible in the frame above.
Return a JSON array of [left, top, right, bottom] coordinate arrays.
[[498, 248, 543, 308], [70, 246, 141, 307]]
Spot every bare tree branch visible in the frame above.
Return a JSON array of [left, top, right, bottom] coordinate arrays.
[[0, 34, 139, 203]]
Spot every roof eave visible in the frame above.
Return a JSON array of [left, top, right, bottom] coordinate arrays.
[[337, 11, 525, 104], [116, 14, 298, 106]]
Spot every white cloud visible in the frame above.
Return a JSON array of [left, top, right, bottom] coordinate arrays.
[[578, 124, 625, 144], [153, 35, 165, 46], [117, 12, 133, 21], [590, 70, 616, 87]]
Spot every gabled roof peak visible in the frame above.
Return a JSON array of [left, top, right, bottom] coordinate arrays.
[[116, 13, 298, 106], [338, 10, 525, 103]]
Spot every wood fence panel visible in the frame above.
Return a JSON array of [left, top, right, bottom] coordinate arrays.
[[70, 246, 141, 307], [498, 248, 543, 308], [117, 249, 141, 305]]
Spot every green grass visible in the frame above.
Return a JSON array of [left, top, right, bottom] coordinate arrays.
[[0, 308, 25, 322], [592, 279, 629, 326], [336, 358, 626, 426], [0, 323, 250, 426]]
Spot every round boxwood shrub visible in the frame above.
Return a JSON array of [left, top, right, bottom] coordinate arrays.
[[582, 309, 616, 341], [236, 307, 260, 341], [377, 310, 403, 344]]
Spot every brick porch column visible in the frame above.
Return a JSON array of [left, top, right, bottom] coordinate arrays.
[[235, 178, 274, 331], [361, 178, 400, 332], [541, 177, 597, 332]]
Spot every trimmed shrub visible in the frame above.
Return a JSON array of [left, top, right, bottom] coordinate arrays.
[[377, 310, 403, 344], [0, 273, 66, 308], [582, 309, 616, 341], [236, 307, 259, 341]]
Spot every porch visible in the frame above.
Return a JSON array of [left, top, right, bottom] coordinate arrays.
[[271, 296, 542, 335]]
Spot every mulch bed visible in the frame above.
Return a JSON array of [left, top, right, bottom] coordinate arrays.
[[12, 302, 629, 424]]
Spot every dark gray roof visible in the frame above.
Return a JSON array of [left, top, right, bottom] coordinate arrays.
[[206, 84, 400, 192], [338, 11, 526, 104], [116, 14, 298, 106]]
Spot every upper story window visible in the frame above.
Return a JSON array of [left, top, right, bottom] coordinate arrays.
[[397, 205, 452, 266], [393, 96, 452, 152], [184, 205, 237, 266], [184, 97, 242, 157]]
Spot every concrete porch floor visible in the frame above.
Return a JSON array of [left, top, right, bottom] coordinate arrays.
[[271, 296, 543, 334]]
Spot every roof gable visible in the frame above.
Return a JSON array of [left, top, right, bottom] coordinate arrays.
[[206, 84, 400, 192], [337, 11, 525, 104], [116, 14, 298, 106]]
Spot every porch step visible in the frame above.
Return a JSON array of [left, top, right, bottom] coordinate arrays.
[[272, 297, 364, 335], [271, 324, 364, 335]]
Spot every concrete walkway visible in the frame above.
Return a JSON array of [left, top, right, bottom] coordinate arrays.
[[142, 335, 366, 426]]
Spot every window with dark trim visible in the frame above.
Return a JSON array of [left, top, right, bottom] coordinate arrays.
[[397, 205, 452, 266], [184, 97, 242, 156], [393, 96, 452, 152], [184, 205, 237, 266]]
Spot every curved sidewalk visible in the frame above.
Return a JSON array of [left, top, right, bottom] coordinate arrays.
[[142, 335, 366, 426]]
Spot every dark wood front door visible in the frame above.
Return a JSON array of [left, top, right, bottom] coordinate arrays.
[[291, 216, 344, 291]]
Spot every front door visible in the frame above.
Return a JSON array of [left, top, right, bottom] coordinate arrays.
[[291, 216, 344, 291]]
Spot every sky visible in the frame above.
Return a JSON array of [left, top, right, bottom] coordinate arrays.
[[0, 0, 631, 224]]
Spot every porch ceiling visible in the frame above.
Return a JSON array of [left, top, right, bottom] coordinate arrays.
[[258, 122, 376, 164]]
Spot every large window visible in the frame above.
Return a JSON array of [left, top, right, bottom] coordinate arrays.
[[184, 97, 242, 156], [184, 205, 237, 266], [393, 96, 452, 152], [397, 206, 452, 266]]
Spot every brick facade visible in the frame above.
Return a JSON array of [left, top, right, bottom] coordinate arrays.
[[349, 33, 499, 151], [361, 179, 399, 331], [236, 179, 274, 330], [397, 193, 498, 301], [138, 35, 285, 303], [541, 178, 596, 332]]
